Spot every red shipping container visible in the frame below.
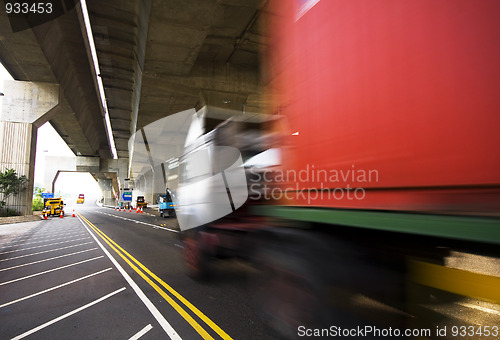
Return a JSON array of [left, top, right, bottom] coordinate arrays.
[[267, 0, 500, 214]]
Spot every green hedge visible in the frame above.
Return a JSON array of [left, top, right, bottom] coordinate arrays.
[[32, 196, 44, 211]]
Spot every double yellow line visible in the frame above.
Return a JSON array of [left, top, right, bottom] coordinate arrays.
[[78, 213, 233, 340]]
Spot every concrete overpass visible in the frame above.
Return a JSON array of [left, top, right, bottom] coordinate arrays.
[[0, 0, 270, 213]]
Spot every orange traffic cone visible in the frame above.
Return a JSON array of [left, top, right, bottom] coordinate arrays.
[[43, 212, 47, 219], [114, 206, 117, 211], [136, 207, 139, 213], [140, 207, 143, 214], [72, 209, 75, 217], [59, 210, 63, 218], [129, 207, 132, 213]]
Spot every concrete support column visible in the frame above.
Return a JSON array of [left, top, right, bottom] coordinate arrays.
[[136, 175, 145, 194], [100, 158, 129, 194], [134, 176, 140, 192], [152, 164, 165, 205], [0, 122, 37, 214], [144, 170, 154, 205], [97, 178, 114, 207], [0, 80, 59, 215]]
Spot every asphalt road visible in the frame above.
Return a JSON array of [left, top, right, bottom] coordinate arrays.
[[2, 202, 500, 339], [0, 203, 279, 340]]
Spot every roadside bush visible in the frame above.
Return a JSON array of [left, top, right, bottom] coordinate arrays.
[[0, 168, 27, 216], [0, 207, 21, 217], [32, 196, 44, 211]]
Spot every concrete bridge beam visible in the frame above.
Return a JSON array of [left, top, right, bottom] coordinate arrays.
[[100, 158, 129, 194], [76, 157, 100, 173], [97, 178, 114, 207]]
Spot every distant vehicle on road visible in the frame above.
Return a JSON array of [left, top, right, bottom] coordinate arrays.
[[76, 194, 85, 204], [158, 189, 176, 218], [136, 196, 147, 208], [43, 198, 65, 216]]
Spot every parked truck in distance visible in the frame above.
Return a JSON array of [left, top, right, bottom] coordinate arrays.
[[43, 198, 65, 217], [135, 196, 147, 208], [158, 189, 176, 218]]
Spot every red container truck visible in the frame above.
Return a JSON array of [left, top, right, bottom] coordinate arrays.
[[266, 0, 500, 216], [183, 0, 500, 336], [259, 0, 500, 333]]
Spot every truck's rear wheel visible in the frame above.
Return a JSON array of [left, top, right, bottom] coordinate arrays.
[[183, 231, 208, 280], [253, 249, 326, 339]]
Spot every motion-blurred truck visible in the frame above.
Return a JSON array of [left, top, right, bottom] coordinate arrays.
[[180, 0, 500, 337]]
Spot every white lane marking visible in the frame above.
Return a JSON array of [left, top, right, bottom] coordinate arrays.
[[31, 229, 82, 236], [31, 228, 83, 235], [29, 231, 85, 237], [0, 242, 94, 262], [0, 256, 104, 286], [11, 287, 126, 340], [0, 237, 91, 254], [1, 232, 87, 248], [0, 248, 98, 272], [78, 215, 182, 340], [457, 302, 500, 316], [2, 233, 89, 248], [27, 232, 82, 239], [99, 212, 178, 233], [0, 268, 112, 308], [129, 324, 153, 340]]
